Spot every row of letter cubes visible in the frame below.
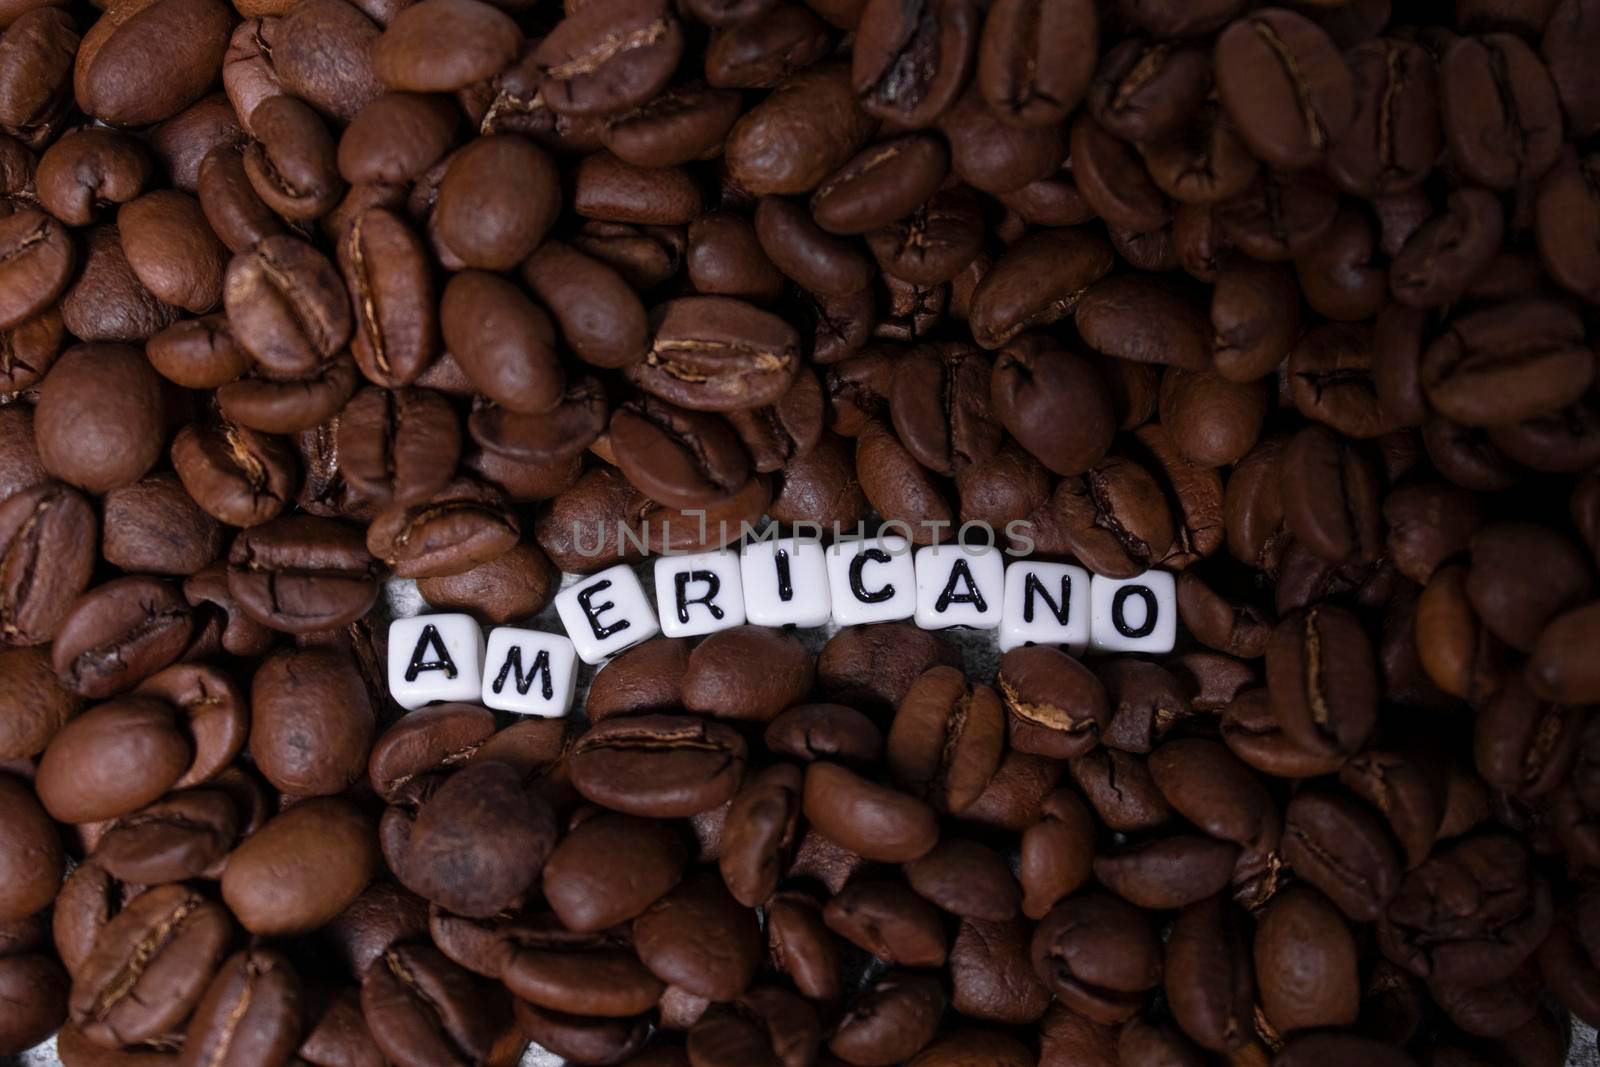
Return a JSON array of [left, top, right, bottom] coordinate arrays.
[[387, 536, 1177, 718]]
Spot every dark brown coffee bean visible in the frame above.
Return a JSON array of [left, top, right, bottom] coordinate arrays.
[[1391, 188, 1504, 309], [34, 343, 165, 494], [1046, 456, 1175, 578], [335, 387, 459, 508], [1019, 789, 1094, 921], [1379, 835, 1551, 984], [726, 62, 879, 195], [611, 396, 750, 508], [400, 760, 557, 919], [1076, 274, 1211, 371], [851, 0, 975, 127], [906, 837, 1020, 920], [1032, 892, 1162, 1025], [251, 646, 374, 797], [522, 240, 649, 371], [829, 970, 945, 1065], [1163, 893, 1254, 1053], [337, 207, 437, 389], [940, 80, 1064, 194], [128, 664, 245, 792], [600, 82, 741, 168], [1089, 37, 1211, 144], [224, 797, 378, 936], [633, 296, 801, 412], [543, 812, 687, 932], [682, 625, 814, 722], [170, 419, 299, 528], [968, 228, 1113, 350], [1140, 97, 1260, 208], [816, 621, 960, 717], [60, 224, 180, 343], [365, 476, 519, 579], [867, 184, 985, 287], [242, 95, 343, 221], [1440, 32, 1563, 190], [1280, 425, 1384, 564], [1255, 886, 1361, 1034], [0, 773, 62, 923], [764, 703, 882, 766], [988, 335, 1113, 476], [810, 134, 947, 236], [0, 481, 94, 647], [1266, 604, 1378, 761], [99, 473, 225, 577], [36, 127, 152, 227], [1285, 786, 1402, 923], [226, 515, 380, 634], [92, 787, 236, 887], [803, 760, 939, 862], [887, 665, 1004, 813], [361, 942, 509, 1067], [439, 271, 564, 414], [1289, 321, 1389, 439], [49, 577, 192, 700], [574, 151, 703, 227], [75, 0, 233, 126], [572, 714, 749, 818], [1217, 9, 1355, 170], [984, 0, 1098, 120], [68, 883, 232, 1048], [429, 135, 561, 271], [1216, 170, 1339, 262], [224, 235, 352, 380], [1072, 111, 1171, 232], [996, 646, 1109, 760], [1421, 299, 1593, 427], [1212, 258, 1301, 383], [534, 0, 683, 116], [0, 646, 79, 761], [177, 949, 302, 1067]]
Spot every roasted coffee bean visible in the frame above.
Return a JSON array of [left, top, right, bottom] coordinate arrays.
[[1421, 299, 1593, 428], [1089, 37, 1210, 144], [91, 788, 238, 886], [251, 646, 374, 797], [1217, 9, 1354, 170], [571, 714, 749, 817], [361, 942, 509, 1067], [400, 760, 557, 919], [940, 81, 1064, 194], [523, 240, 648, 371], [852, 0, 975, 127], [968, 227, 1112, 350], [632, 296, 801, 412], [830, 970, 945, 1064], [543, 812, 687, 932], [1164, 892, 1254, 1053], [804, 761, 940, 862], [335, 387, 459, 508], [68, 883, 232, 1048], [225, 235, 353, 380], [1285, 786, 1403, 922], [228, 515, 381, 632], [887, 665, 1005, 813], [1440, 33, 1564, 191], [49, 577, 192, 700], [611, 396, 750, 508], [1266, 604, 1378, 761], [223, 797, 379, 936], [1032, 892, 1162, 1025], [177, 949, 302, 1067], [0, 773, 62, 923], [366, 477, 519, 579]]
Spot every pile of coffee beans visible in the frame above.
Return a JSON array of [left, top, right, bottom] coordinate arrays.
[[3, 0, 1600, 1063]]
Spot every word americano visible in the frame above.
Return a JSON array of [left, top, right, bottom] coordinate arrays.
[[386, 534, 1179, 719]]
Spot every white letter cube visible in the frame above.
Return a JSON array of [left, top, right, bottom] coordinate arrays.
[[554, 564, 661, 664], [387, 613, 485, 710], [914, 545, 1004, 630], [826, 536, 917, 626], [1089, 570, 1178, 654], [481, 627, 578, 716], [741, 536, 831, 628], [654, 549, 747, 638], [999, 561, 1091, 654]]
